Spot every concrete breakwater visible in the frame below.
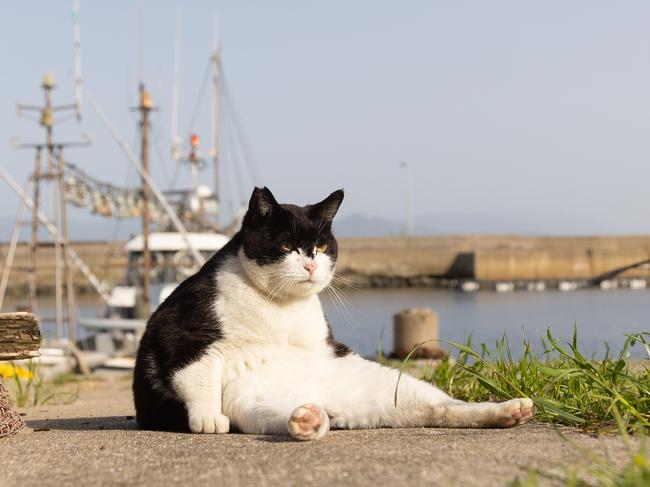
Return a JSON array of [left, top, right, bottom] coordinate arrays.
[[334, 235, 650, 285], [1, 235, 649, 296]]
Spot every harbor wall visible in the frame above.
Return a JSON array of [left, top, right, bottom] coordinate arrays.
[[334, 235, 650, 280], [1, 235, 649, 295]]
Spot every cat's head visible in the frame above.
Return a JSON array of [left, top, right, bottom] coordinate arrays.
[[238, 187, 344, 299]]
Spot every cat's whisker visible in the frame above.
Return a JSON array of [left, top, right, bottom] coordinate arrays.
[[333, 272, 362, 290], [329, 280, 354, 309], [331, 283, 355, 322], [264, 273, 284, 297], [325, 282, 353, 326], [328, 290, 353, 328], [324, 286, 346, 321], [267, 276, 292, 302]]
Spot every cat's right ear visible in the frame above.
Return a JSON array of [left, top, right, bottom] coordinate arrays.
[[247, 187, 279, 220]]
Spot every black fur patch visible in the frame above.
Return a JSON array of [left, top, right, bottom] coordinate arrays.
[[241, 187, 343, 265], [132, 187, 350, 432]]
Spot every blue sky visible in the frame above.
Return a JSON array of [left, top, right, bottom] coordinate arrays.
[[1, 1, 650, 239]]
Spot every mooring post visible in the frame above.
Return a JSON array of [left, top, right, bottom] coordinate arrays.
[[392, 307, 443, 359]]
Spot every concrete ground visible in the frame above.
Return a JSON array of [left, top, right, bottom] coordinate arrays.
[[0, 374, 644, 487]]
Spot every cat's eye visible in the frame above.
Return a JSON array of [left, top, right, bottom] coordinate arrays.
[[317, 244, 328, 253], [281, 243, 293, 252]]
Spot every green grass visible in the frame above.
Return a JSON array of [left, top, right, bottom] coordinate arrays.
[[415, 328, 650, 432], [393, 328, 650, 486]]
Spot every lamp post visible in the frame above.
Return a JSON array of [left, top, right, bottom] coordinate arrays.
[[399, 161, 414, 236]]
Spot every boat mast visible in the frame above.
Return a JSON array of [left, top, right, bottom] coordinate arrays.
[[170, 7, 182, 161], [72, 0, 83, 120], [210, 37, 221, 226]]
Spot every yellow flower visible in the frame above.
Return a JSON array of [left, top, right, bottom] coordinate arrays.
[[0, 363, 34, 380], [633, 454, 646, 467]]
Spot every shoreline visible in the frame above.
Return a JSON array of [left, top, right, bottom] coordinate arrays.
[[1, 235, 649, 297]]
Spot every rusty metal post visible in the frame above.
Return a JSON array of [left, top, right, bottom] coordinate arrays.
[[138, 84, 153, 319]]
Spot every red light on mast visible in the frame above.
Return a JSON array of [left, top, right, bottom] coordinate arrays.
[[190, 134, 200, 148]]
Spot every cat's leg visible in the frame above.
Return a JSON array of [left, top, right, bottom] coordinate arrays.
[[172, 348, 230, 434], [322, 355, 534, 429], [222, 375, 330, 440], [424, 398, 534, 428]]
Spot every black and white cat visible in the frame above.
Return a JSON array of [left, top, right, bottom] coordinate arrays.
[[133, 187, 534, 440]]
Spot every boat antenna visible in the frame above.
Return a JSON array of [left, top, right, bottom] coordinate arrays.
[[137, 0, 144, 84], [72, 0, 83, 120], [170, 7, 182, 161]]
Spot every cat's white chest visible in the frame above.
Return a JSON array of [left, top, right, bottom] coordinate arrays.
[[214, 256, 331, 360]]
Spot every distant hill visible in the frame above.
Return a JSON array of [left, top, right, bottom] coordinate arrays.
[[0, 209, 635, 243], [334, 211, 607, 237]]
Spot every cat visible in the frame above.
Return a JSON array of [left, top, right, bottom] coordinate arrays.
[[133, 187, 534, 440]]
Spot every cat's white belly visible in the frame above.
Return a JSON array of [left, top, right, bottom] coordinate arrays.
[[221, 351, 340, 427], [220, 351, 433, 432], [219, 343, 332, 384]]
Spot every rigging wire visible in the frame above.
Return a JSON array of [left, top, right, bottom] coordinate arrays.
[[64, 160, 138, 193], [223, 107, 247, 206], [166, 58, 212, 191], [219, 65, 262, 185], [220, 120, 235, 223], [150, 124, 173, 188], [184, 59, 212, 143]]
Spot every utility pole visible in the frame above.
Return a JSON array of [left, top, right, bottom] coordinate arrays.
[[399, 161, 415, 236], [15, 73, 89, 341], [57, 145, 77, 341], [132, 84, 157, 319], [28, 147, 42, 314]]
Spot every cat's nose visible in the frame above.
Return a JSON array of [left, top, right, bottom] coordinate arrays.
[[304, 262, 317, 275]]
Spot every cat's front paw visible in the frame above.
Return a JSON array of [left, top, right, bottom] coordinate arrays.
[[288, 404, 330, 441], [188, 408, 230, 434], [493, 398, 534, 427]]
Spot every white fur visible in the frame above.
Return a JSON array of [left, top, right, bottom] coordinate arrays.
[[172, 252, 534, 438], [171, 347, 229, 433], [239, 247, 334, 299]]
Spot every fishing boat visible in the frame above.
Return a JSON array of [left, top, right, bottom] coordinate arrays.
[[0, 3, 257, 373], [77, 40, 257, 359]]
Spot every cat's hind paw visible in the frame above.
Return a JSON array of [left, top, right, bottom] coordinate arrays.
[[288, 404, 330, 441], [493, 398, 534, 427], [188, 410, 230, 434]]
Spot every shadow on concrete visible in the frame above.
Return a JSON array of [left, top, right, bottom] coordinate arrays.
[[27, 416, 137, 431], [254, 435, 298, 443]]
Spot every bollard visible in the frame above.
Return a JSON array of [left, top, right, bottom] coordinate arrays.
[[392, 307, 444, 359]]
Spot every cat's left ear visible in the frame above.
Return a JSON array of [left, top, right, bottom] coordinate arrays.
[[309, 189, 344, 222]]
